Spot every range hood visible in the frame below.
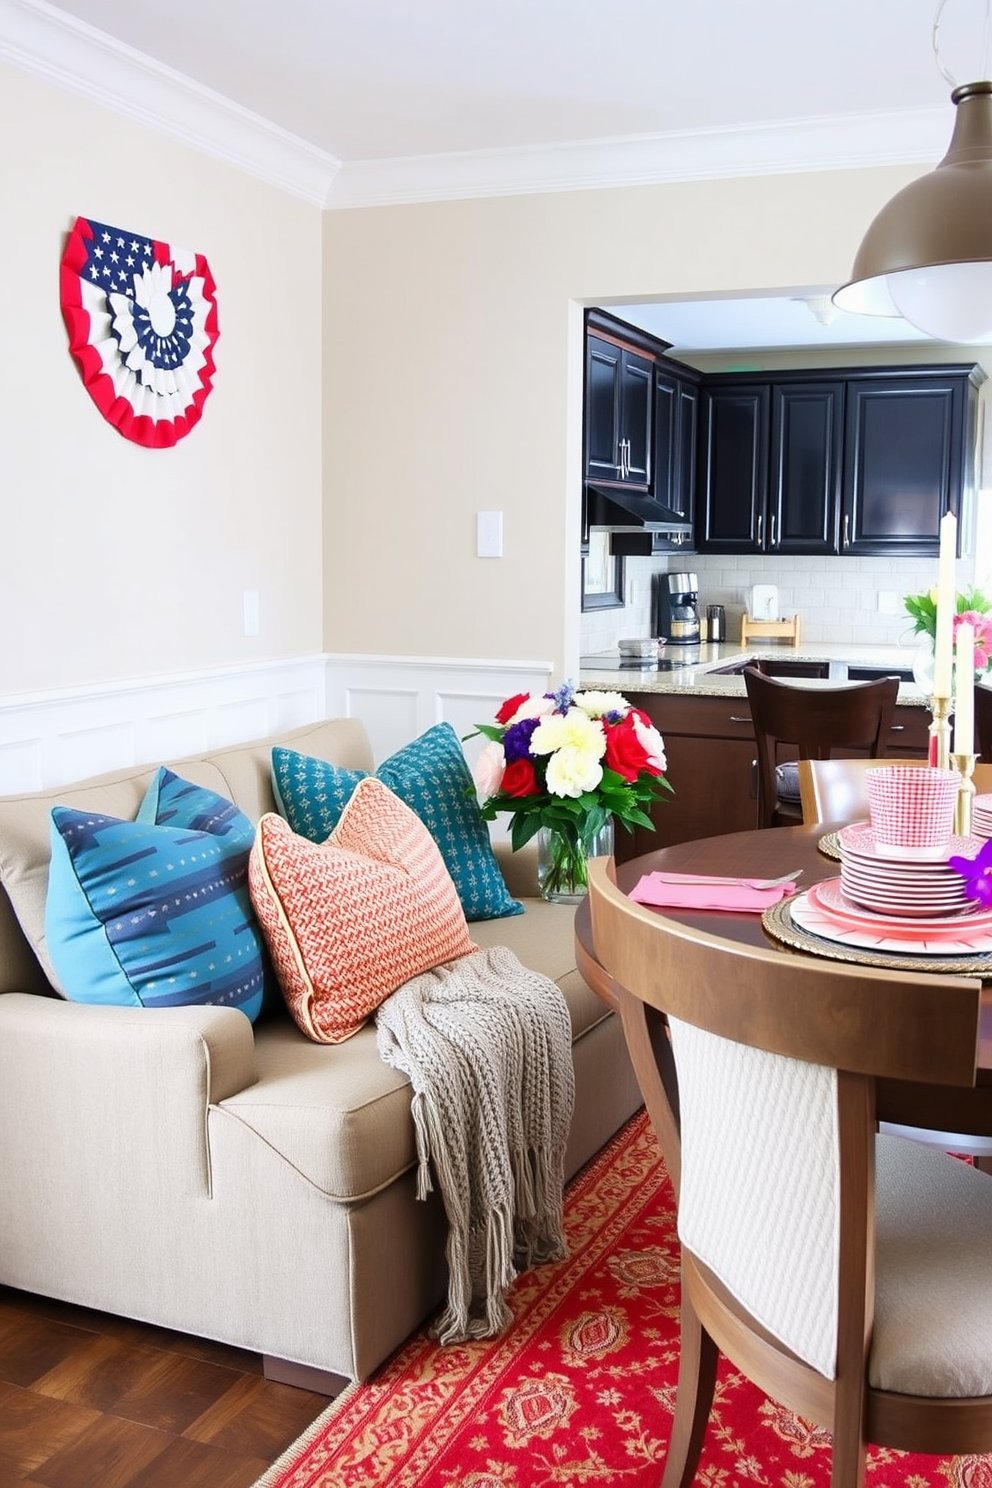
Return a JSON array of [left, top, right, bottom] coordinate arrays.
[[584, 482, 693, 537]]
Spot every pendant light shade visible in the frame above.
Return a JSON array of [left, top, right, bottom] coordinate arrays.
[[832, 80, 992, 341]]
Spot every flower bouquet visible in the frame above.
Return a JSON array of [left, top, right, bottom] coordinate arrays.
[[468, 682, 672, 901], [904, 586, 992, 680]]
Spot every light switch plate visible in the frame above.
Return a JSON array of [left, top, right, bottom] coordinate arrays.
[[477, 511, 503, 558]]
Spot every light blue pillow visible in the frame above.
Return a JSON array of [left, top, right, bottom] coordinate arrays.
[[271, 722, 523, 922], [45, 768, 269, 1020]]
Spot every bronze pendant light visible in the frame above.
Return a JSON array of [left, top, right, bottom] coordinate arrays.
[[832, 0, 992, 342]]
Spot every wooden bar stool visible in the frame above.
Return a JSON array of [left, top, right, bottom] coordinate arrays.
[[743, 666, 899, 828]]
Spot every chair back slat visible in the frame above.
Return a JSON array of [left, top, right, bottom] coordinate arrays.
[[671, 1017, 841, 1378]]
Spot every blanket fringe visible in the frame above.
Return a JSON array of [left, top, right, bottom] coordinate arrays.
[[376, 945, 575, 1345]]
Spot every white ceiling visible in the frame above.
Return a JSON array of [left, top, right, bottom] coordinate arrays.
[[6, 0, 991, 353], [23, 0, 975, 163]]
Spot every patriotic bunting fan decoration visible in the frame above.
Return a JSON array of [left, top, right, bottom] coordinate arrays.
[[60, 216, 219, 448]]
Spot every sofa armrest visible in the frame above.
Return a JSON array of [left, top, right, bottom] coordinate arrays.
[[492, 839, 539, 899], [0, 993, 257, 1198]]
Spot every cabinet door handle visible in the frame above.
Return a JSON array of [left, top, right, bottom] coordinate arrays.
[[756, 513, 763, 546], [843, 514, 850, 548], [771, 513, 777, 547], [623, 438, 630, 478], [729, 715, 753, 724]]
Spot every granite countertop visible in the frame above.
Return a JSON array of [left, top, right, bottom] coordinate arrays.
[[579, 641, 928, 707]]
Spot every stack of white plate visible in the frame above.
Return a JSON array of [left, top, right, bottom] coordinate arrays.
[[838, 821, 981, 917], [973, 793, 992, 839]]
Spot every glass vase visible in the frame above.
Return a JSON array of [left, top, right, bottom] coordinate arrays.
[[536, 819, 614, 904]]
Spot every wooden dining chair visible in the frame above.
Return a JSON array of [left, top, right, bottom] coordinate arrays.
[[798, 756, 992, 826], [588, 855, 992, 1488], [743, 667, 899, 828]]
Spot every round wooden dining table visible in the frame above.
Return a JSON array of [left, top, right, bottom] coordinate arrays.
[[574, 822, 992, 1140]]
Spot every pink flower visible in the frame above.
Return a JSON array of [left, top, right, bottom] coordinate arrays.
[[472, 740, 506, 799], [953, 610, 992, 675]]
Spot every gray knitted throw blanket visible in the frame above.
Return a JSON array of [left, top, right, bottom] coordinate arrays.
[[375, 944, 575, 1344]]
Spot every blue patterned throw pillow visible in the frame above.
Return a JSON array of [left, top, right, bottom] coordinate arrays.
[[45, 768, 269, 1020], [271, 722, 523, 922]]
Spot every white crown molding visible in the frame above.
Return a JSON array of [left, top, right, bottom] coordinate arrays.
[[326, 107, 952, 209], [0, 0, 952, 211], [0, 0, 340, 205]]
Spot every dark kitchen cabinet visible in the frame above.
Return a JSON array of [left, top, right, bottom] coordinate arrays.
[[698, 363, 982, 558], [840, 373, 976, 555], [770, 381, 844, 553], [696, 383, 769, 551], [584, 334, 653, 486], [654, 362, 700, 527]]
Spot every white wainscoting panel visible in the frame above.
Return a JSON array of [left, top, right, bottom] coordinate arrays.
[[0, 653, 555, 796], [0, 657, 328, 794], [323, 654, 554, 767]]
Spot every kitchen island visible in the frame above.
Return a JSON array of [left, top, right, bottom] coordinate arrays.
[[580, 641, 930, 854]]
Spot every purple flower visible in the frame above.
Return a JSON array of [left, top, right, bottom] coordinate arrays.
[[503, 716, 540, 762], [948, 838, 992, 905], [551, 681, 576, 714]]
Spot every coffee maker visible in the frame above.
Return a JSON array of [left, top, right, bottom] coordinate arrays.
[[655, 572, 701, 646]]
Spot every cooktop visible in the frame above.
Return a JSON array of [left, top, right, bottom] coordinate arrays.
[[579, 651, 700, 674]]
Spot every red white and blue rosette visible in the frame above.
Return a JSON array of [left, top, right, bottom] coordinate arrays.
[[60, 215, 219, 448]]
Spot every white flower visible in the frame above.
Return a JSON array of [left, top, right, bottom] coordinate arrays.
[[532, 708, 607, 798], [574, 690, 629, 719], [632, 713, 667, 773], [530, 708, 607, 760], [545, 747, 604, 798], [472, 740, 505, 799]]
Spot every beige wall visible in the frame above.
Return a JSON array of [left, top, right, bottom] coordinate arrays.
[[322, 163, 948, 679], [0, 63, 324, 697]]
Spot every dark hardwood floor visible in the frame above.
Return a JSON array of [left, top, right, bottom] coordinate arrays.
[[0, 1286, 334, 1487]]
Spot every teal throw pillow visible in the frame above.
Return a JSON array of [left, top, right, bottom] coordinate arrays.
[[271, 722, 523, 922], [45, 768, 269, 1020]]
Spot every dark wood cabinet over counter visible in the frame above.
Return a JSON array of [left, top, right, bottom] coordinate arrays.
[[582, 312, 985, 562], [697, 364, 983, 558]]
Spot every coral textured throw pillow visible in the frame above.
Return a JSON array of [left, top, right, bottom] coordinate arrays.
[[249, 776, 477, 1043]]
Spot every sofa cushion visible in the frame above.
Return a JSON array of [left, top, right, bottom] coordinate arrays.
[[221, 895, 614, 1198], [45, 769, 268, 1020], [249, 776, 477, 1044], [271, 722, 522, 922]]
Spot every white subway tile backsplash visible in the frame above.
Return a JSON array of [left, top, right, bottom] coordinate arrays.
[[580, 551, 975, 653]]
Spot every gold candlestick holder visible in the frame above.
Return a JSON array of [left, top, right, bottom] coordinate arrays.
[[951, 752, 977, 838], [929, 694, 952, 769]]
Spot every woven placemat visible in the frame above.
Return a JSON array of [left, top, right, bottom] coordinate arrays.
[[816, 830, 842, 861], [762, 895, 992, 977]]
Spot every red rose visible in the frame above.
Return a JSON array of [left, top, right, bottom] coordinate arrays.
[[603, 713, 653, 781], [496, 692, 531, 725], [500, 758, 540, 796]]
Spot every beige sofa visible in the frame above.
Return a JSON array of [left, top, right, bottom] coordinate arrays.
[[0, 718, 641, 1391]]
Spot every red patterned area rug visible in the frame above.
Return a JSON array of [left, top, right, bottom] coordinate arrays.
[[254, 1111, 991, 1488]]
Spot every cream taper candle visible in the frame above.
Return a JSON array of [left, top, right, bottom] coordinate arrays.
[[955, 620, 975, 756], [933, 511, 957, 698]]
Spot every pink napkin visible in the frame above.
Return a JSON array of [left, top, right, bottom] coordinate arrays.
[[629, 871, 800, 913]]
